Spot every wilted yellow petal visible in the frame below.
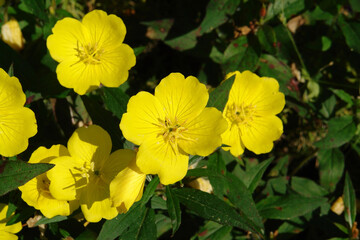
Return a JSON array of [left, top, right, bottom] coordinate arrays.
[[110, 155, 146, 212], [1, 18, 25, 51]]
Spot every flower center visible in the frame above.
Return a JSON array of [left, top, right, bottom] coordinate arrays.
[[226, 103, 256, 127], [75, 42, 104, 65], [158, 117, 194, 154]]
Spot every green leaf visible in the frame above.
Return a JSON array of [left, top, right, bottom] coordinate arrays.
[[165, 186, 181, 235], [81, 95, 123, 150], [319, 95, 336, 118], [155, 214, 172, 238], [133, 46, 146, 56], [34, 215, 68, 227], [76, 229, 97, 240], [194, 221, 232, 240], [101, 87, 130, 120], [338, 15, 360, 53], [222, 36, 260, 73], [173, 188, 263, 235], [257, 25, 277, 54], [121, 207, 157, 240], [206, 75, 235, 111], [18, 0, 48, 22], [140, 176, 160, 206], [265, 0, 305, 21], [199, 0, 241, 34], [243, 158, 273, 193], [318, 148, 344, 192], [314, 116, 357, 149], [330, 88, 354, 107], [258, 54, 297, 98], [256, 194, 327, 219], [164, 29, 198, 51], [142, 19, 174, 40], [97, 203, 145, 240], [291, 177, 328, 197], [0, 160, 54, 196], [343, 172, 356, 229], [350, 0, 360, 12]]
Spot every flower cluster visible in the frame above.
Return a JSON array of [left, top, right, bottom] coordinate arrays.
[[19, 125, 146, 222], [0, 8, 285, 234]]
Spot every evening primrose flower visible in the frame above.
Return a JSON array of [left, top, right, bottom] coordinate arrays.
[[221, 71, 285, 156], [1, 18, 25, 51], [120, 73, 228, 185], [47, 125, 143, 222], [0, 203, 22, 240], [18, 145, 79, 218], [46, 10, 136, 95], [0, 68, 37, 157]]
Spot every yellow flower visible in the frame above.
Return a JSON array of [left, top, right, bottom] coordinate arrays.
[[109, 151, 146, 213], [221, 71, 285, 156], [47, 125, 144, 222], [1, 18, 25, 51], [46, 10, 136, 95], [120, 73, 228, 185], [0, 203, 22, 240], [0, 68, 37, 157], [18, 145, 79, 218]]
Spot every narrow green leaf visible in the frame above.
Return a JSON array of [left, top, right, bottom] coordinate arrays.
[[257, 25, 277, 54], [18, 0, 48, 22], [97, 170, 158, 240], [338, 15, 360, 53], [34, 215, 68, 227], [256, 194, 327, 219], [265, 0, 305, 21], [245, 158, 273, 193], [165, 186, 181, 235], [330, 88, 354, 107], [97, 203, 145, 240], [173, 188, 263, 235], [318, 148, 344, 192], [207, 75, 235, 111], [140, 176, 159, 206], [101, 87, 130, 120], [343, 172, 356, 229], [0, 160, 54, 196], [121, 207, 157, 240], [133, 46, 146, 56], [314, 116, 357, 149]]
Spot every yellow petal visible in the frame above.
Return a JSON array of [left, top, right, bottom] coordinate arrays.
[[96, 44, 135, 88], [178, 107, 227, 156], [80, 181, 118, 222], [0, 204, 22, 235], [28, 144, 69, 164], [18, 178, 40, 209], [154, 73, 208, 123], [0, 69, 25, 109], [136, 134, 189, 185], [67, 125, 112, 167], [37, 194, 79, 218], [0, 203, 8, 221], [228, 71, 285, 115], [241, 115, 283, 154], [55, 57, 100, 95], [221, 123, 245, 157], [47, 156, 84, 201], [46, 17, 87, 62], [110, 157, 146, 212], [0, 231, 19, 240], [101, 149, 136, 184], [81, 10, 126, 47], [0, 108, 37, 157], [120, 91, 165, 145]]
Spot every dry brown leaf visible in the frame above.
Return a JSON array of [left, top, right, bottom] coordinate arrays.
[[287, 15, 305, 34]]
